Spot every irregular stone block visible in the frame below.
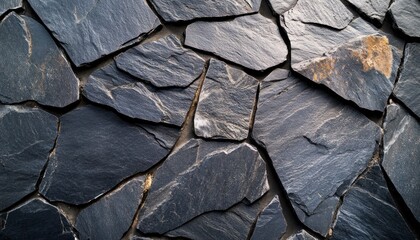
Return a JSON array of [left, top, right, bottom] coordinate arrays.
[[0, 0, 21, 17], [389, 0, 420, 38], [268, 0, 297, 15], [347, 0, 391, 24]]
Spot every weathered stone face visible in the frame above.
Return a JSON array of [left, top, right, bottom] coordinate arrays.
[[389, 0, 420, 38]]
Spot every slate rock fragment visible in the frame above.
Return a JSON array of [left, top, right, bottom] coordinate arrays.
[[295, 35, 398, 112], [76, 176, 145, 240], [195, 59, 258, 140], [137, 139, 269, 234], [0, 106, 57, 211], [40, 105, 179, 205], [394, 43, 420, 118], [150, 0, 261, 22], [185, 14, 288, 71], [268, 0, 297, 15], [0, 199, 75, 239], [331, 164, 415, 240], [347, 0, 391, 24], [382, 104, 420, 222], [0, 13, 79, 107], [0, 0, 21, 17], [253, 72, 381, 236], [286, 230, 318, 240], [389, 0, 420, 38], [28, 0, 160, 66]]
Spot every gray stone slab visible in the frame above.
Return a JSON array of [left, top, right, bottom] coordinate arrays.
[[389, 0, 420, 38], [185, 14, 288, 71], [0, 13, 79, 107], [268, 0, 297, 15], [0, 0, 21, 17], [286, 230, 318, 240], [28, 0, 160, 66], [347, 0, 391, 24]]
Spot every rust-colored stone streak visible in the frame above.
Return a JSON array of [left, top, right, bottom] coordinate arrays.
[[311, 57, 336, 82]]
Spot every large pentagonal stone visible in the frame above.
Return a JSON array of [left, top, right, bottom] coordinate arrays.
[[389, 0, 420, 38]]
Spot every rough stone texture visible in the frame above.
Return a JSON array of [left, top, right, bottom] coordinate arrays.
[[76, 176, 145, 240], [286, 230, 318, 240], [137, 139, 269, 234], [268, 0, 297, 14], [250, 196, 287, 240], [0, 106, 57, 211], [195, 59, 258, 140], [0, 0, 21, 17], [0, 13, 79, 107], [295, 35, 398, 112], [28, 0, 160, 66], [115, 35, 205, 88], [40, 105, 179, 205], [347, 0, 391, 24], [389, 0, 420, 38], [150, 0, 261, 22], [383, 104, 420, 222], [286, 0, 353, 30], [253, 73, 381, 236], [394, 43, 420, 118], [83, 62, 198, 127], [185, 14, 288, 71], [0, 199, 75, 239], [331, 164, 415, 240]]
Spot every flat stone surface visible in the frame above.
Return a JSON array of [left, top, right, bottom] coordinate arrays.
[[394, 43, 420, 118], [0, 106, 57, 211], [253, 73, 381, 236], [40, 105, 179, 205], [286, 230, 318, 240], [295, 35, 398, 112], [83, 61, 198, 127], [0, 0, 21, 17], [383, 104, 420, 222], [331, 164, 415, 240], [0, 13, 79, 107], [347, 0, 391, 24], [150, 0, 261, 22], [115, 35, 205, 88], [389, 0, 420, 38], [0, 199, 75, 239], [137, 139, 269, 234], [76, 176, 145, 240], [286, 0, 353, 30], [194, 59, 258, 140], [250, 196, 287, 240], [185, 14, 288, 71], [28, 0, 160, 66], [268, 0, 297, 14]]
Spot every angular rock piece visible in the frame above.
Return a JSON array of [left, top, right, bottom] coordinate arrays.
[[253, 73, 381, 236], [150, 0, 261, 22], [28, 0, 160, 66], [331, 164, 415, 240], [0, 199, 75, 239], [268, 0, 297, 15], [286, 0, 353, 30], [250, 196, 287, 240], [137, 139, 269, 234], [195, 59, 258, 140], [394, 43, 420, 118], [383, 104, 420, 221], [185, 14, 288, 71], [76, 176, 145, 240], [0, 0, 21, 17], [295, 35, 398, 112], [0, 13, 79, 107], [287, 230, 318, 240], [84, 61, 199, 127], [0, 106, 57, 211], [40, 105, 179, 205], [347, 0, 391, 24], [389, 0, 420, 38]]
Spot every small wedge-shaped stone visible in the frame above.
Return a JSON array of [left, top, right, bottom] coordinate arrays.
[[0, 13, 79, 107], [137, 139, 269, 234], [347, 0, 391, 24], [331, 164, 415, 240], [76, 176, 145, 240], [115, 35, 205, 88], [195, 59, 258, 140], [394, 43, 420, 118], [383, 104, 420, 222], [28, 0, 160, 66], [0, 0, 21, 17], [286, 0, 353, 30], [286, 230, 318, 240], [295, 35, 398, 112], [185, 14, 287, 71], [253, 72, 381, 236], [40, 105, 179, 205], [150, 0, 261, 22], [0, 199, 75, 239], [389, 0, 420, 38], [0, 106, 57, 211], [268, 0, 297, 14]]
